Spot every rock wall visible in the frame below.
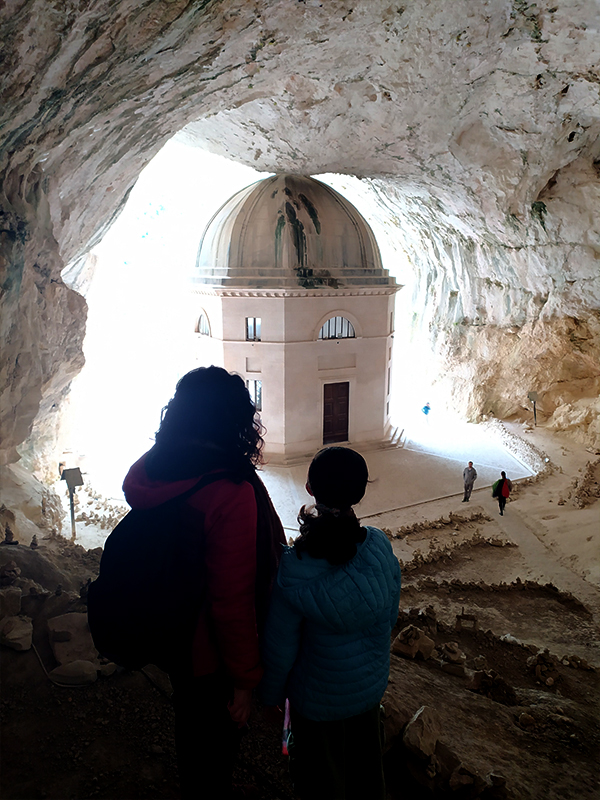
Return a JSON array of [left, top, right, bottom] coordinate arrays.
[[363, 169, 600, 445], [1, 0, 599, 464], [0, 173, 87, 465]]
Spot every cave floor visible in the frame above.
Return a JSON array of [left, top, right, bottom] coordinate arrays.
[[1, 423, 598, 800], [55, 414, 532, 549], [260, 416, 534, 537]]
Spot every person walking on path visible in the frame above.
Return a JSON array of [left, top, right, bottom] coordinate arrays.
[[260, 447, 401, 800], [462, 461, 477, 502], [492, 470, 513, 515]]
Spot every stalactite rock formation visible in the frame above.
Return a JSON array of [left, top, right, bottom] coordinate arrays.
[[1, 0, 599, 463]]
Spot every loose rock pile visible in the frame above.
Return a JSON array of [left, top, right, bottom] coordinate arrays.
[[391, 599, 596, 705], [568, 458, 600, 508], [469, 669, 517, 705], [400, 705, 509, 799], [0, 542, 110, 686], [383, 510, 492, 540], [391, 609, 522, 698], [481, 419, 554, 476], [72, 488, 128, 531], [385, 590, 598, 798], [392, 624, 436, 660], [401, 576, 592, 616]]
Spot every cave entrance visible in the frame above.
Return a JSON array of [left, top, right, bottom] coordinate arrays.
[[62, 139, 414, 500], [54, 139, 536, 550]]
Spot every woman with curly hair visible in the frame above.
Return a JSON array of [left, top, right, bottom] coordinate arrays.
[[122, 366, 285, 799]]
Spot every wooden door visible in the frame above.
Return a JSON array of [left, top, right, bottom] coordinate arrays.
[[323, 382, 349, 444]]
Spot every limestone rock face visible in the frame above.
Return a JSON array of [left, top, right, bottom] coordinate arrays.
[[1, 0, 599, 461], [0, 464, 63, 541]]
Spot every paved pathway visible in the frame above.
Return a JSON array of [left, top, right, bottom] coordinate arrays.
[[480, 493, 600, 616], [261, 420, 531, 534]]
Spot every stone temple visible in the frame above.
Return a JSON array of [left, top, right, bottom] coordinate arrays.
[[192, 173, 400, 461]]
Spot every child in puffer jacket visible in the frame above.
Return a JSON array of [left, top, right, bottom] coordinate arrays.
[[260, 447, 401, 800]]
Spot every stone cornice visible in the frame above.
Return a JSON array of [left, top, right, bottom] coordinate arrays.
[[191, 286, 403, 298]]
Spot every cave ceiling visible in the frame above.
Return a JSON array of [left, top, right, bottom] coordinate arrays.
[[1, 0, 599, 465]]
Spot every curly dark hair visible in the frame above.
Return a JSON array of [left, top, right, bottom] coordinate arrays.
[[295, 447, 369, 565], [148, 367, 264, 479]]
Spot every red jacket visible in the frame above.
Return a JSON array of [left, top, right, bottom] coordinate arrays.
[[123, 455, 263, 690]]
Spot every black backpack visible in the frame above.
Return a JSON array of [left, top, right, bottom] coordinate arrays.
[[87, 473, 228, 673]]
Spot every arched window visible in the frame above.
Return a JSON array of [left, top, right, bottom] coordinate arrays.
[[318, 316, 356, 340], [196, 312, 210, 336]]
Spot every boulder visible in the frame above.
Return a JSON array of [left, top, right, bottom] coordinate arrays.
[[0, 546, 82, 593], [449, 763, 487, 795], [485, 773, 509, 800], [469, 670, 518, 706], [403, 705, 440, 759], [0, 586, 22, 619], [47, 612, 99, 665], [519, 712, 535, 728], [20, 589, 51, 620], [392, 625, 436, 660], [432, 740, 461, 782], [0, 615, 33, 651], [441, 641, 466, 664], [441, 662, 466, 678], [381, 689, 413, 748], [99, 662, 118, 678], [0, 559, 21, 586], [472, 655, 488, 670], [49, 660, 98, 685], [35, 591, 78, 621]]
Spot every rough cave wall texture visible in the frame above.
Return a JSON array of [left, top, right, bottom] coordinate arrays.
[[1, 0, 599, 466]]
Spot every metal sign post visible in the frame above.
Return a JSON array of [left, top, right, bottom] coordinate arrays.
[[527, 392, 538, 426], [61, 468, 84, 540]]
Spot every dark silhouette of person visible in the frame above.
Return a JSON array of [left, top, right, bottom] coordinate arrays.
[[122, 366, 285, 799], [493, 470, 513, 516]]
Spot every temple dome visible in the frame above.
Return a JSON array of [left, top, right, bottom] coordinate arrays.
[[194, 174, 396, 291]]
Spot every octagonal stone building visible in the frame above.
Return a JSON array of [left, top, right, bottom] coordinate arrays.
[[192, 174, 400, 463]]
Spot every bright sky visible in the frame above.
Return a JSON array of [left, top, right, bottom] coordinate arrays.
[[63, 138, 433, 499], [63, 140, 267, 495]]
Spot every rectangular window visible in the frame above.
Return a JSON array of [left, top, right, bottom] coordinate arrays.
[[245, 317, 261, 341], [246, 379, 262, 411]]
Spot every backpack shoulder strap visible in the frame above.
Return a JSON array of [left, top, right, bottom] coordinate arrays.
[[175, 470, 237, 505]]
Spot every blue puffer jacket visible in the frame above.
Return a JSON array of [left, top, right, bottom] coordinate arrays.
[[260, 526, 401, 721]]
